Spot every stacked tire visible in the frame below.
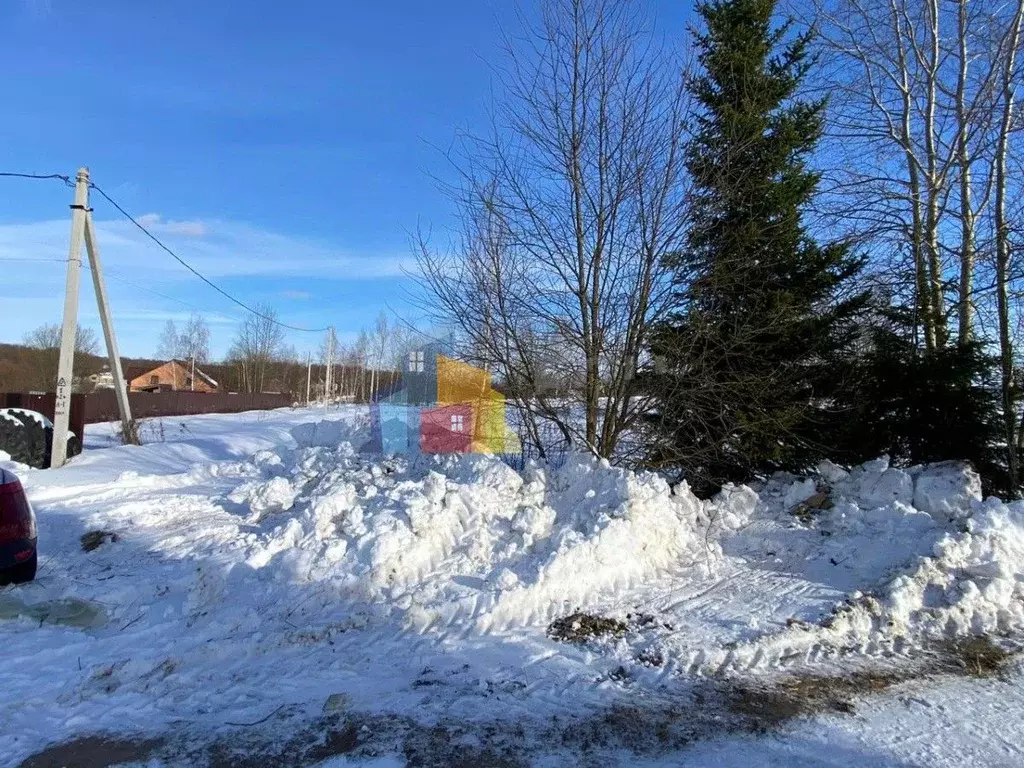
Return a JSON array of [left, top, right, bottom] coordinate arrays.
[[0, 409, 81, 469]]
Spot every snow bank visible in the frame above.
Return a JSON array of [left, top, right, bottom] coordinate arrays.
[[826, 496, 1024, 641], [10, 407, 1024, 766], [483, 463, 706, 628], [804, 457, 1021, 644], [681, 458, 1024, 674], [224, 441, 714, 631], [218, 433, 1020, 656]]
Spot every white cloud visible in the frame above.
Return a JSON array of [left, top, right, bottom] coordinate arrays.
[[165, 220, 210, 237], [136, 213, 210, 238], [0, 215, 413, 357], [0, 215, 409, 281]]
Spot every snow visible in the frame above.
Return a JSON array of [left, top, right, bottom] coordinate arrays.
[[637, 664, 1024, 767], [912, 461, 984, 520], [1, 406, 1023, 766], [0, 408, 53, 429]]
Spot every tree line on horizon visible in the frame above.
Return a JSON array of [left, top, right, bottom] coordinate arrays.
[[0, 308, 409, 401]]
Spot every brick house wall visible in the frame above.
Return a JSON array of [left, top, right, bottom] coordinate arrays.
[[128, 360, 218, 393]]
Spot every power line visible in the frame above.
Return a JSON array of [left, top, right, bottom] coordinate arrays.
[[88, 182, 329, 334], [1, 169, 331, 335], [0, 171, 73, 187], [0, 257, 69, 263], [100, 268, 248, 328], [2, 256, 247, 325]]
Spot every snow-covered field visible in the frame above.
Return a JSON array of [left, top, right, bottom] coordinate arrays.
[[2, 406, 1024, 767]]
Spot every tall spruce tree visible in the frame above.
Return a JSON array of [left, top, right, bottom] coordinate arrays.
[[648, 0, 868, 494]]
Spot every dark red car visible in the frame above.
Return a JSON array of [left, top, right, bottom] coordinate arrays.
[[0, 468, 37, 585]]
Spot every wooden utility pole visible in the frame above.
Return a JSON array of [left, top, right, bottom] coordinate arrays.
[[51, 167, 133, 468]]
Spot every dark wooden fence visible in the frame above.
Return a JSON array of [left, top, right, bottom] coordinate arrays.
[[84, 390, 294, 423], [1, 390, 294, 435]]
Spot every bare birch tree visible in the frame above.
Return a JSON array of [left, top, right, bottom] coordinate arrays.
[[369, 311, 390, 400], [416, 0, 691, 460], [804, 0, 1021, 349], [992, 0, 1024, 488], [805, 0, 1024, 489], [157, 320, 182, 360], [354, 330, 371, 402], [181, 313, 211, 365], [227, 305, 286, 394], [318, 327, 339, 400]]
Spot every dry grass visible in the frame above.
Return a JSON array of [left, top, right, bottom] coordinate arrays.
[[19, 735, 164, 768], [728, 634, 1019, 731], [726, 670, 904, 728], [18, 636, 1021, 766], [119, 419, 142, 446], [943, 635, 1014, 678]]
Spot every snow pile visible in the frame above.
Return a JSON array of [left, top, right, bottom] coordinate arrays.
[[824, 457, 982, 521], [9, 408, 1024, 765], [484, 462, 706, 628], [216, 437, 1022, 657], [806, 457, 1024, 643], [680, 457, 1024, 674], [913, 462, 984, 520], [222, 438, 714, 631], [824, 496, 1024, 642], [228, 475, 297, 521]]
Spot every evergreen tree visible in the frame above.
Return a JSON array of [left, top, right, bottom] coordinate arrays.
[[647, 0, 868, 494], [834, 307, 1005, 495]]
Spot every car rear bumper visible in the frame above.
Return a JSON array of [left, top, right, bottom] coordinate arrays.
[[0, 537, 36, 570]]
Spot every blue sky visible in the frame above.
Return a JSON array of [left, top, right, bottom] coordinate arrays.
[[1, 0, 687, 358]]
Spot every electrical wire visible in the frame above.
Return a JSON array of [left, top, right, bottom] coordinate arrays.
[[0, 257, 69, 263], [1, 169, 332, 334], [100, 269, 247, 328], [1, 245, 244, 324], [0, 171, 73, 187], [89, 182, 329, 333]]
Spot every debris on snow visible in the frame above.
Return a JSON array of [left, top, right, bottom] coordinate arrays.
[[80, 530, 119, 552], [548, 613, 628, 644], [323, 693, 352, 713], [945, 635, 1015, 677]]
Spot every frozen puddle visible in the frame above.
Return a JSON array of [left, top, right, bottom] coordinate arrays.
[[0, 595, 107, 629]]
